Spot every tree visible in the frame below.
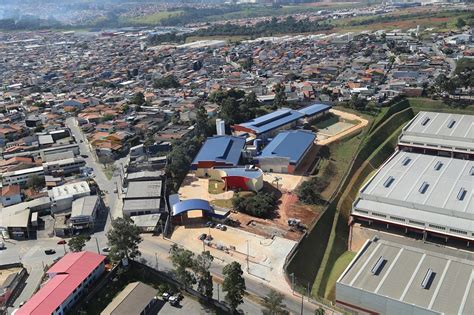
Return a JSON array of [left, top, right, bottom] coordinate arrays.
[[222, 261, 246, 311], [315, 308, 325, 315], [262, 289, 288, 315], [194, 105, 211, 139], [153, 75, 180, 89], [106, 217, 143, 261], [232, 192, 278, 218], [131, 92, 145, 106], [193, 251, 214, 299], [456, 17, 466, 29], [170, 244, 196, 288], [68, 235, 87, 252], [26, 174, 44, 190], [273, 83, 287, 109]]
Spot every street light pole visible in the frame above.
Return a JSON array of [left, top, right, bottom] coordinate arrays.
[[246, 240, 249, 273], [63, 243, 67, 255], [217, 283, 220, 302], [300, 292, 304, 315], [155, 252, 158, 270], [291, 273, 295, 295], [95, 237, 100, 254]]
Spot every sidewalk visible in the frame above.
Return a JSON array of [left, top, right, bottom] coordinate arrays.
[[9, 265, 45, 312]]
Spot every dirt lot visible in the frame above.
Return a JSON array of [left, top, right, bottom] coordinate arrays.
[[230, 192, 320, 241], [262, 172, 305, 192]]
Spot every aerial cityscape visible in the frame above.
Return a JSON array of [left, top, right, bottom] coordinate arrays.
[[0, 0, 472, 314]]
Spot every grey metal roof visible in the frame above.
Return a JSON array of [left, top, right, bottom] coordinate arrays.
[[172, 199, 214, 216], [124, 180, 162, 199], [338, 237, 474, 315], [71, 195, 99, 218], [122, 199, 161, 212], [354, 150, 474, 239], [399, 111, 474, 152]]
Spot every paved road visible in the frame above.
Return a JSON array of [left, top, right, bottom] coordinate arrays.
[[432, 42, 456, 76]]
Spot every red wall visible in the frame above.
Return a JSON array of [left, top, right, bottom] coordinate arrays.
[[223, 176, 249, 191]]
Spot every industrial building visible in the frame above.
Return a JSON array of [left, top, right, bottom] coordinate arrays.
[[70, 195, 100, 230], [398, 111, 474, 159], [191, 135, 246, 177], [100, 281, 158, 315], [122, 180, 163, 217], [232, 108, 304, 140], [43, 157, 86, 176], [352, 150, 473, 244], [232, 103, 331, 140], [336, 237, 474, 315], [16, 251, 106, 315], [256, 130, 316, 174], [2, 166, 44, 187], [49, 181, 91, 213]]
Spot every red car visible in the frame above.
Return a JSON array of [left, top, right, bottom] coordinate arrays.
[[57, 240, 67, 245]]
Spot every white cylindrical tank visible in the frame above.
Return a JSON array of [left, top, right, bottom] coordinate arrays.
[[216, 119, 225, 136]]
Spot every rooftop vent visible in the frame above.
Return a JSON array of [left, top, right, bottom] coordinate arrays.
[[419, 182, 429, 194], [383, 176, 395, 188], [457, 188, 467, 201], [421, 268, 434, 289], [434, 161, 443, 171], [447, 119, 456, 129], [421, 117, 430, 126], [371, 256, 385, 275]]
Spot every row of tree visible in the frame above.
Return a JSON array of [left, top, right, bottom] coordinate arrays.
[[232, 191, 279, 218]]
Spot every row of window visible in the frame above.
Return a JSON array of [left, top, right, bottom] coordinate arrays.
[[353, 209, 472, 236]]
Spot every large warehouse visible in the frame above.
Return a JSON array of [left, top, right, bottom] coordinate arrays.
[[352, 150, 473, 244], [336, 237, 474, 315], [398, 111, 474, 159], [256, 130, 316, 174], [191, 135, 246, 177], [122, 180, 163, 217]]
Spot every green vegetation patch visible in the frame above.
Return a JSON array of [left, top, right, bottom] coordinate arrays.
[[323, 251, 356, 300], [208, 180, 225, 194], [123, 10, 183, 25]]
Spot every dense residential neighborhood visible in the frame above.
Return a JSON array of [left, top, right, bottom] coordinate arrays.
[[0, 0, 473, 314]]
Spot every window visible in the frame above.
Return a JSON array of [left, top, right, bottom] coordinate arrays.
[[447, 119, 456, 129], [450, 228, 467, 235], [355, 209, 369, 214], [419, 182, 429, 194], [457, 188, 467, 201], [421, 117, 430, 126], [390, 216, 405, 222], [434, 161, 443, 171], [372, 212, 386, 218], [383, 176, 395, 188], [409, 220, 425, 226], [429, 224, 445, 230], [402, 157, 412, 166]]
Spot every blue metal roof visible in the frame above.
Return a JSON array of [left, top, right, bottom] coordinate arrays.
[[192, 136, 245, 166], [217, 167, 263, 179], [258, 130, 316, 164], [172, 199, 214, 216], [297, 103, 331, 117], [238, 108, 304, 135]]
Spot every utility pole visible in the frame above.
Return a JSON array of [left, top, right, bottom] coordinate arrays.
[[160, 220, 164, 239], [63, 243, 67, 255], [307, 282, 311, 301], [95, 238, 100, 254], [217, 283, 220, 302], [246, 240, 250, 273], [300, 293, 304, 315], [155, 252, 158, 270]]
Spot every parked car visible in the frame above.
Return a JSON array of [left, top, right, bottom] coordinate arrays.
[[102, 247, 110, 252], [80, 154, 88, 158], [205, 221, 215, 228], [218, 225, 227, 231], [169, 295, 179, 306], [215, 224, 222, 230], [174, 292, 184, 301], [44, 249, 56, 255], [162, 292, 171, 301], [198, 233, 207, 241], [57, 240, 66, 245], [205, 234, 213, 241]]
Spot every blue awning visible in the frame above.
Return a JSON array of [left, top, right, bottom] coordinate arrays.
[[172, 199, 215, 216]]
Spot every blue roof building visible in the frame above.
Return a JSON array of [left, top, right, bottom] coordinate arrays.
[[257, 130, 316, 174], [233, 108, 304, 139], [191, 136, 245, 172], [298, 103, 331, 119]]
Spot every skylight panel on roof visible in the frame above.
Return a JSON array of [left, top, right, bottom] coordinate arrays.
[[421, 268, 434, 289], [457, 188, 467, 201], [470, 166, 474, 176], [421, 117, 430, 126], [419, 182, 429, 194], [371, 256, 385, 275], [447, 119, 456, 129], [402, 157, 411, 166], [383, 176, 395, 188], [434, 161, 443, 171]]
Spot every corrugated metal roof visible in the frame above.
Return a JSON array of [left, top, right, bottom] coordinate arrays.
[[258, 130, 316, 164], [192, 136, 245, 166], [172, 199, 214, 216], [238, 108, 304, 135], [297, 103, 331, 117]]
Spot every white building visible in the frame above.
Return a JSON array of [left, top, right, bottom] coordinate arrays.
[[43, 157, 86, 176], [2, 166, 44, 187], [49, 181, 91, 213], [70, 195, 100, 230]]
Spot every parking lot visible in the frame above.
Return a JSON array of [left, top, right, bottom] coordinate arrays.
[[158, 295, 214, 315], [170, 224, 296, 288]]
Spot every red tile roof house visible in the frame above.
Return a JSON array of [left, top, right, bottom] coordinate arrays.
[[16, 251, 106, 315], [1, 184, 22, 207]]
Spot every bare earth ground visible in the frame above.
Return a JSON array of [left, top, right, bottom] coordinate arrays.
[[316, 109, 368, 146]]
